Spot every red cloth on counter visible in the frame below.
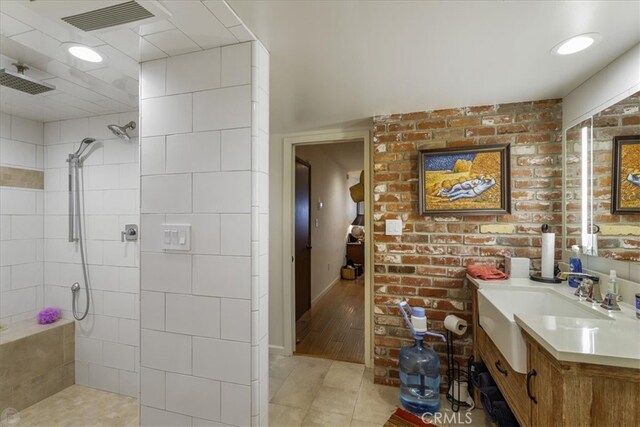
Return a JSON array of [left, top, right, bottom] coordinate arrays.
[[467, 265, 508, 280]]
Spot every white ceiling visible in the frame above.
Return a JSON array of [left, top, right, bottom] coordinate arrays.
[[2, 1, 638, 131], [323, 140, 364, 172], [227, 0, 640, 133], [0, 0, 254, 122]]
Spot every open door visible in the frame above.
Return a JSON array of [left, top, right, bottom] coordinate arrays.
[[294, 158, 311, 321]]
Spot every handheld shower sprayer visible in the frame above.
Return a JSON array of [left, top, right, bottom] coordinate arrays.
[[73, 137, 96, 157]]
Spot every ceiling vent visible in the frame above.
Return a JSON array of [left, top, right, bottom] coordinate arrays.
[[61, 1, 154, 32]]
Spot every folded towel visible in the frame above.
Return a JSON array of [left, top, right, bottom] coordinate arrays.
[[467, 265, 508, 280]]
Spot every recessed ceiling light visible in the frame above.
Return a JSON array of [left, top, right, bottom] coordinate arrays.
[[63, 43, 103, 63], [551, 33, 601, 56]]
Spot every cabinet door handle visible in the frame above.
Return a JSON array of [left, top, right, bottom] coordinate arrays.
[[495, 360, 508, 376], [526, 369, 538, 404]]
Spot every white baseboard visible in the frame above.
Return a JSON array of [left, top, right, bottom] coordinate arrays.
[[269, 345, 287, 356], [311, 275, 341, 306]]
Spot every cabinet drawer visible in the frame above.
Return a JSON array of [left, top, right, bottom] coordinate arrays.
[[478, 327, 530, 427]]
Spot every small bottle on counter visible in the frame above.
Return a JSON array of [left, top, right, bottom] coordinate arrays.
[[568, 245, 582, 288], [608, 270, 619, 300]]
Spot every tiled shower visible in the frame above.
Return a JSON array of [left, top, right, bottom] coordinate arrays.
[[1, 39, 269, 426], [1, 110, 141, 396]]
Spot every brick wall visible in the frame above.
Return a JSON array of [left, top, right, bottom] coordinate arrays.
[[371, 99, 563, 386]]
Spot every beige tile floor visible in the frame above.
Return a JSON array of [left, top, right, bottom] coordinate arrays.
[[12, 355, 491, 427], [12, 384, 138, 426], [269, 355, 492, 427]]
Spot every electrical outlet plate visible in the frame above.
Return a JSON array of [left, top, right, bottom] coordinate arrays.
[[385, 219, 403, 236], [162, 224, 191, 251]]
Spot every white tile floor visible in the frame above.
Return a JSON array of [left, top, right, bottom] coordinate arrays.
[[269, 355, 492, 427]]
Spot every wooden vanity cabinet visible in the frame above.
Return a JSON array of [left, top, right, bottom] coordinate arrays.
[[471, 282, 640, 427]]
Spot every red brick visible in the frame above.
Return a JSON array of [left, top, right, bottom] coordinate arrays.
[[401, 112, 430, 121], [416, 119, 446, 130], [387, 142, 416, 152], [402, 131, 432, 142], [516, 133, 552, 144], [622, 116, 640, 126], [374, 133, 401, 143], [430, 108, 464, 117], [465, 126, 496, 137], [388, 122, 415, 132], [448, 117, 481, 128]]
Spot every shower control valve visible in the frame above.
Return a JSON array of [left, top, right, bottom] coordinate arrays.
[[121, 224, 138, 242]]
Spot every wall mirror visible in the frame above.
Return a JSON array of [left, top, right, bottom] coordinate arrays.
[[564, 91, 640, 262]]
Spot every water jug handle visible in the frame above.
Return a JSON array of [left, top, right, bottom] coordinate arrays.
[[424, 330, 447, 342], [398, 300, 415, 334]]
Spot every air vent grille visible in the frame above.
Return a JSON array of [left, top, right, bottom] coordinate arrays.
[[61, 1, 154, 32], [0, 69, 56, 95]]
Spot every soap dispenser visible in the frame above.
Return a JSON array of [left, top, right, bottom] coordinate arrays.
[[568, 245, 583, 288]]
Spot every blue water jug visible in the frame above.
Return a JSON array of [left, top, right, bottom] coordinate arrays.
[[397, 302, 446, 415]]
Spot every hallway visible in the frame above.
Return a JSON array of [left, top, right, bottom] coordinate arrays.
[[295, 277, 365, 364]]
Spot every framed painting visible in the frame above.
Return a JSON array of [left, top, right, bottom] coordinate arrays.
[[418, 144, 511, 215], [611, 134, 640, 214]]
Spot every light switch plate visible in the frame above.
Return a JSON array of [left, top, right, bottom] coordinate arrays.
[[162, 224, 191, 251], [385, 219, 403, 236]]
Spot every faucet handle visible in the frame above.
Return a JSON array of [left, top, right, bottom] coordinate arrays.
[[574, 279, 590, 299], [600, 291, 621, 311]]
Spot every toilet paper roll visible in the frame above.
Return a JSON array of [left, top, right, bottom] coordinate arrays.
[[444, 314, 468, 336], [541, 232, 555, 279]]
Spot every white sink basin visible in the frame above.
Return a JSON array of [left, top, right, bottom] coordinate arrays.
[[478, 287, 611, 373]]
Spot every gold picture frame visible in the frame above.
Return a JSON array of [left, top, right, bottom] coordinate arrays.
[[418, 144, 511, 215]]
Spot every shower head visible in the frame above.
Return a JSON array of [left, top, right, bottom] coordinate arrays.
[[74, 137, 96, 157], [0, 64, 56, 95], [107, 121, 136, 141]]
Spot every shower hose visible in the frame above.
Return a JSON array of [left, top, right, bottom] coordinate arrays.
[[71, 160, 91, 321]]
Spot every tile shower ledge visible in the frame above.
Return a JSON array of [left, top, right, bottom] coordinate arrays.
[[468, 275, 640, 369], [0, 318, 74, 344]]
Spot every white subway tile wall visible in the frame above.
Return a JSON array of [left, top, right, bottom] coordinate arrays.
[[0, 113, 44, 323], [43, 111, 140, 397], [139, 41, 269, 426]]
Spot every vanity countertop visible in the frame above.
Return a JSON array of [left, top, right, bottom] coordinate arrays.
[[467, 275, 640, 370]]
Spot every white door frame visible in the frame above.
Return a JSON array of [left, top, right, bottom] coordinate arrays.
[[282, 129, 373, 367]]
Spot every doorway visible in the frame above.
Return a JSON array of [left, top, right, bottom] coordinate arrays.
[[291, 138, 367, 364], [294, 158, 312, 321]]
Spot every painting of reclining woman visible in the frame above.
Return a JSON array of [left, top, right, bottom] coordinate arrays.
[[418, 144, 511, 215], [612, 135, 640, 214]]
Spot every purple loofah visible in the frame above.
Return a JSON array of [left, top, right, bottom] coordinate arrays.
[[37, 307, 61, 324]]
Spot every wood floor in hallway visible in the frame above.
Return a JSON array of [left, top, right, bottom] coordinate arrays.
[[295, 276, 364, 364]]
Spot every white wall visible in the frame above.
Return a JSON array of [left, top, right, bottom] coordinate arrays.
[[42, 111, 140, 397], [0, 113, 44, 324], [268, 133, 285, 351], [564, 43, 640, 129], [295, 145, 357, 302], [139, 41, 269, 426]]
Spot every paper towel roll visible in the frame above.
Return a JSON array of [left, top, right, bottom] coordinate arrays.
[[444, 314, 468, 336], [541, 232, 555, 279]]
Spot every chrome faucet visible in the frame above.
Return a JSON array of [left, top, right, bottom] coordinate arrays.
[[556, 272, 600, 299]]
